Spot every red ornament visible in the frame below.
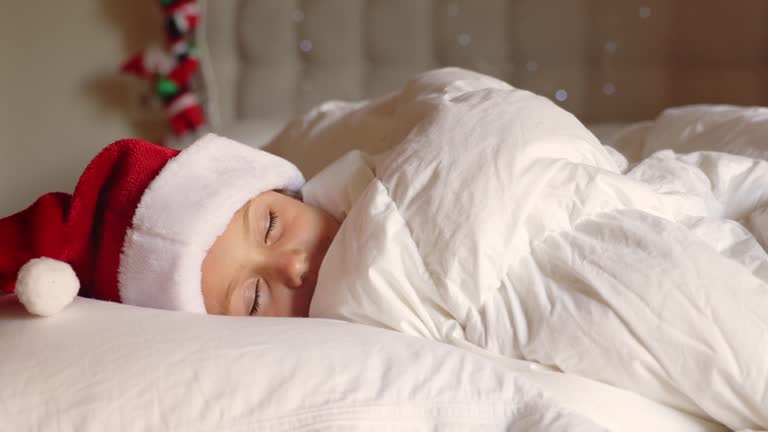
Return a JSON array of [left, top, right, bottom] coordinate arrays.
[[119, 1, 206, 141], [162, 0, 201, 53]]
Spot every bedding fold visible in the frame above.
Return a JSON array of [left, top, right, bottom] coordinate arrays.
[[302, 67, 768, 430]]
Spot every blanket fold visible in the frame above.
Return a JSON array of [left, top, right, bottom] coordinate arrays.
[[302, 68, 768, 430]]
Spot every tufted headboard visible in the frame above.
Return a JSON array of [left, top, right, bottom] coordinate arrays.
[[199, 0, 768, 135]]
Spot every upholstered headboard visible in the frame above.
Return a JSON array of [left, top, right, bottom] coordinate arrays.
[[200, 0, 768, 134]]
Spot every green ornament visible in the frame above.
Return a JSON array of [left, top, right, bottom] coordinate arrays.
[[156, 77, 179, 98]]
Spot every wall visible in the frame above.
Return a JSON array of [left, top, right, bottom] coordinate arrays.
[[0, 0, 167, 217]]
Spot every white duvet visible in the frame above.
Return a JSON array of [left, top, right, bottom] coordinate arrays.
[[298, 68, 768, 430]]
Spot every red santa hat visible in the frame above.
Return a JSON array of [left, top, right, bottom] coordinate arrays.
[[0, 134, 304, 316]]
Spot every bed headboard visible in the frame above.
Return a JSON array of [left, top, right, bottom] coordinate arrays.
[[199, 0, 768, 131]]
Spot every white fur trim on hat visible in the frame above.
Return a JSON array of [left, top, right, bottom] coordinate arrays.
[[16, 257, 80, 316], [118, 133, 305, 313]]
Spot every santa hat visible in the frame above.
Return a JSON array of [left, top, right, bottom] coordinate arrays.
[[162, 0, 201, 44], [0, 134, 304, 316]]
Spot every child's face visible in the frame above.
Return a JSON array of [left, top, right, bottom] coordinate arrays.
[[201, 191, 340, 317]]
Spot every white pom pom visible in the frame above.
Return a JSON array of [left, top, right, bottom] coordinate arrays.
[[15, 257, 80, 317]]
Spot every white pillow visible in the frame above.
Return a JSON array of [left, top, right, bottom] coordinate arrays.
[[217, 118, 292, 149], [263, 97, 398, 179], [642, 104, 768, 160], [0, 296, 604, 432]]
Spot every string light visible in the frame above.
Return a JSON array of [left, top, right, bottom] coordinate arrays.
[[287, 4, 648, 104], [299, 39, 313, 53], [457, 33, 471, 47]]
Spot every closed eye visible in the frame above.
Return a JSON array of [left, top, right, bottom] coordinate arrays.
[[265, 210, 278, 243], [249, 279, 261, 316]]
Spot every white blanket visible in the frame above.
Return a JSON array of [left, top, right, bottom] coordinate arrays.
[[300, 68, 768, 430]]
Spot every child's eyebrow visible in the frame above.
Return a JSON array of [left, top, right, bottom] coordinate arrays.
[[243, 199, 253, 238], [223, 279, 236, 315], [224, 202, 254, 314]]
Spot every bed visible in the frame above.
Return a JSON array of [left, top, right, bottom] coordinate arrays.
[[198, 0, 768, 153], [3, 1, 768, 431]]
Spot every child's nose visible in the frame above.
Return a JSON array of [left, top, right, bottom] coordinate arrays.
[[275, 249, 309, 289]]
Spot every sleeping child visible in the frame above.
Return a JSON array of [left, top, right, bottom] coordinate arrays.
[[1, 68, 766, 430]]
